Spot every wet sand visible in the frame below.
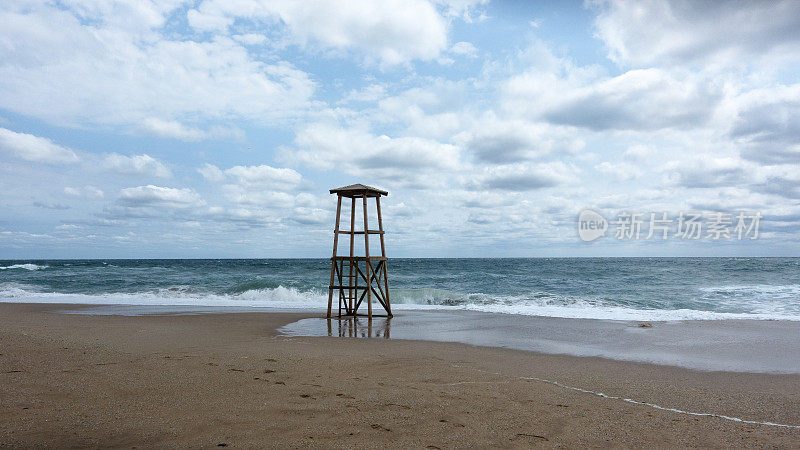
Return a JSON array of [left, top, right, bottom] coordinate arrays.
[[2, 303, 799, 447], [281, 310, 800, 373]]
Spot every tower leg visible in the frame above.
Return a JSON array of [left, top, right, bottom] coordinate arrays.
[[376, 196, 391, 317], [362, 195, 372, 318], [349, 197, 356, 315], [326, 260, 334, 318], [327, 195, 342, 318], [383, 261, 392, 317]]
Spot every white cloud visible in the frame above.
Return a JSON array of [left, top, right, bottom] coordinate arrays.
[[118, 185, 203, 208], [203, 206, 281, 226], [623, 144, 656, 162], [664, 155, 751, 189], [106, 184, 206, 221], [223, 165, 303, 189], [434, 0, 489, 22], [60, 0, 183, 34], [64, 186, 105, 199], [102, 154, 171, 178], [32, 200, 70, 210], [198, 164, 225, 182], [594, 161, 641, 181], [196, 162, 311, 218], [3, 1, 800, 256], [450, 41, 477, 57], [285, 123, 461, 183], [728, 84, 800, 164], [548, 69, 721, 130], [199, 163, 303, 189], [0, 128, 79, 163], [107, 179, 315, 227], [752, 165, 800, 200], [454, 116, 584, 163], [472, 162, 576, 191], [232, 33, 267, 45], [339, 84, 387, 104], [0, 4, 316, 128], [591, 0, 800, 68], [218, 187, 296, 208], [140, 118, 206, 141], [506, 63, 722, 131], [375, 82, 467, 139], [0, 230, 54, 241], [139, 118, 245, 142], [437, 56, 455, 66], [188, 0, 450, 65], [288, 206, 329, 225]]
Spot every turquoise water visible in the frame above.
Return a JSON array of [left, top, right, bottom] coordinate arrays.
[[1, 258, 799, 321]]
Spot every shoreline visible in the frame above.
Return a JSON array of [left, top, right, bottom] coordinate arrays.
[[51, 302, 800, 374], [2, 303, 799, 446]]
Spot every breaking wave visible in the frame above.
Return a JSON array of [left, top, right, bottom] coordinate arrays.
[[0, 263, 48, 271], [2, 282, 799, 321], [0, 283, 325, 309]]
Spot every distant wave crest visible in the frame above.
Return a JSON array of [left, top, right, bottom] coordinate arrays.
[[0, 263, 48, 271]]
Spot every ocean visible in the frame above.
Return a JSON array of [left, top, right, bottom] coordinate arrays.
[[1, 258, 799, 321]]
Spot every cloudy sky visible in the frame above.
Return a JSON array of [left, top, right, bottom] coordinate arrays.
[[1, 0, 799, 258]]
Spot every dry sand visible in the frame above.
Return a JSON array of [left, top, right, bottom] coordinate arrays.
[[1, 303, 799, 448]]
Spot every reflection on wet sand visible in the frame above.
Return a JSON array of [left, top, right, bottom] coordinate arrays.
[[281, 311, 800, 373], [326, 317, 391, 338]]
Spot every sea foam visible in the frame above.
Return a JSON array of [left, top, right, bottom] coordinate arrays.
[[2, 282, 799, 321], [0, 263, 48, 271]]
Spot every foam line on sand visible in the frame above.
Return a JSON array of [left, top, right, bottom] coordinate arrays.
[[459, 366, 800, 429]]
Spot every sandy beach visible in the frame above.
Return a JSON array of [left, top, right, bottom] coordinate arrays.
[[4, 0, 800, 447], [2, 303, 799, 448]]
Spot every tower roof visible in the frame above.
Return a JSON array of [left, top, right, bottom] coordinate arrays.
[[329, 183, 388, 197]]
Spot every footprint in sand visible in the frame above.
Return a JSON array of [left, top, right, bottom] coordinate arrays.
[[511, 433, 548, 441], [438, 419, 464, 427]]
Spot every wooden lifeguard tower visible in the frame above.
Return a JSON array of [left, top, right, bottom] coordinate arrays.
[[327, 184, 392, 318]]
